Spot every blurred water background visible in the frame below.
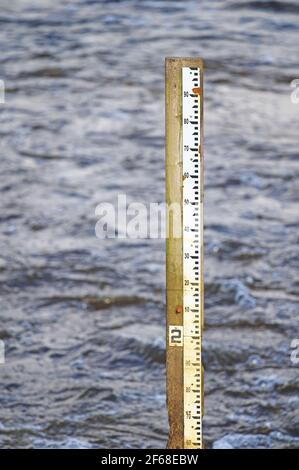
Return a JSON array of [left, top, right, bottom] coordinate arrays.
[[0, 0, 298, 449]]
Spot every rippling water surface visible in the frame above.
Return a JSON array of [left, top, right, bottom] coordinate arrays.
[[0, 0, 298, 449]]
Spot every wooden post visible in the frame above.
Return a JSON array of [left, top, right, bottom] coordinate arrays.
[[165, 57, 204, 449]]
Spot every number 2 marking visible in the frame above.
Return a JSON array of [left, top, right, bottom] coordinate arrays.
[[169, 326, 183, 346]]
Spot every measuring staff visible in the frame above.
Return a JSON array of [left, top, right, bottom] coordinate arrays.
[[165, 57, 204, 450]]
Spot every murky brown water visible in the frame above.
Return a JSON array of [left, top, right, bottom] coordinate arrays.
[[0, 0, 298, 449]]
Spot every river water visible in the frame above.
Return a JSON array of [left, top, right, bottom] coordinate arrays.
[[0, 0, 298, 449]]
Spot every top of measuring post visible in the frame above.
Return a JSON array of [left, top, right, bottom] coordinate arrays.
[[165, 57, 204, 66]]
